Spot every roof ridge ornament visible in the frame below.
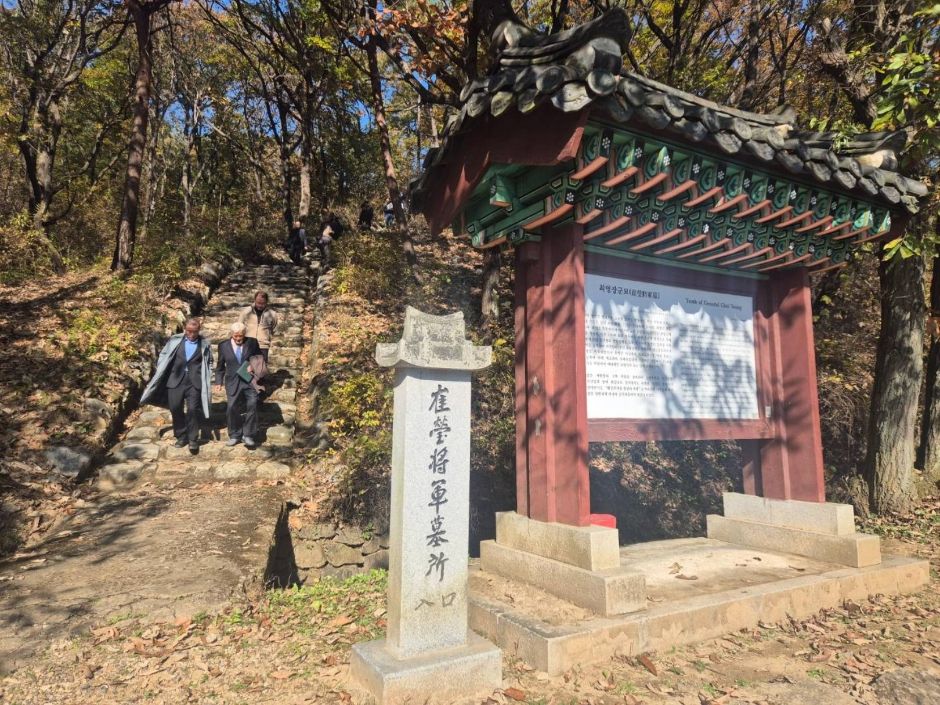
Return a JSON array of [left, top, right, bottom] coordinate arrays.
[[472, 0, 536, 56], [474, 0, 631, 74]]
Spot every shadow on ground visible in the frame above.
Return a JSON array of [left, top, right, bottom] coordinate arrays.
[[0, 482, 283, 674]]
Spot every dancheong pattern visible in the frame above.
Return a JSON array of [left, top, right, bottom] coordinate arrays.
[[410, 8, 928, 276], [458, 125, 891, 274]]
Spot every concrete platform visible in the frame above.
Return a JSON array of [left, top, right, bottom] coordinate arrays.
[[350, 632, 502, 704], [480, 539, 646, 616], [707, 514, 881, 567], [707, 493, 880, 567], [468, 538, 930, 675], [494, 511, 620, 570]]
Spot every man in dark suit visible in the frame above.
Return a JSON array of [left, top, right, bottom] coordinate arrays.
[[141, 317, 213, 453], [214, 322, 261, 448]]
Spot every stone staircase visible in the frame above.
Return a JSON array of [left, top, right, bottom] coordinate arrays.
[[98, 262, 314, 488]]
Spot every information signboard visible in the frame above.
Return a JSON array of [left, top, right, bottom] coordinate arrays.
[[585, 272, 759, 420]]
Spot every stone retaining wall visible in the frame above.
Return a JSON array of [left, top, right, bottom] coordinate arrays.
[[293, 522, 389, 581]]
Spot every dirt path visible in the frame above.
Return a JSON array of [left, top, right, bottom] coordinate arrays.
[[0, 262, 316, 674]]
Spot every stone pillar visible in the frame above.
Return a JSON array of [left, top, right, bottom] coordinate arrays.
[[350, 307, 501, 705]]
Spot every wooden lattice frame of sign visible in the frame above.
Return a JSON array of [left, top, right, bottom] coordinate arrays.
[[410, 8, 929, 528]]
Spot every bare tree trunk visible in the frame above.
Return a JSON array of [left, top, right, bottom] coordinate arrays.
[[737, 1, 763, 110], [364, 15, 418, 277], [180, 101, 194, 240], [216, 189, 223, 240], [821, 1, 927, 515], [865, 246, 926, 515], [140, 97, 165, 242], [18, 105, 66, 272], [481, 248, 501, 323], [112, 0, 158, 272], [299, 149, 312, 221], [33, 142, 55, 229], [276, 100, 293, 233], [316, 132, 328, 206], [918, 233, 940, 482], [415, 102, 422, 172], [429, 107, 440, 148]]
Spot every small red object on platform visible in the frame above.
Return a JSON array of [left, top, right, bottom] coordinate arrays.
[[589, 513, 617, 528]]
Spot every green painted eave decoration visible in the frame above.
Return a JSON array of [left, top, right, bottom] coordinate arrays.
[[455, 122, 895, 273]]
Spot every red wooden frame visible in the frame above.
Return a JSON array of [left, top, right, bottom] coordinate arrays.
[[514, 226, 591, 526], [513, 225, 827, 528]]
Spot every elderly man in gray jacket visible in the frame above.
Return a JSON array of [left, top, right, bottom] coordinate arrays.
[[141, 318, 214, 453]]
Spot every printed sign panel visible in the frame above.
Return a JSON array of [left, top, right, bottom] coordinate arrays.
[[585, 273, 759, 420]]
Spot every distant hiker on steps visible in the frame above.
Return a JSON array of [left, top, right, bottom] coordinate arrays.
[[214, 322, 261, 449], [287, 220, 307, 265], [238, 290, 278, 362], [358, 201, 374, 230], [141, 317, 213, 453]]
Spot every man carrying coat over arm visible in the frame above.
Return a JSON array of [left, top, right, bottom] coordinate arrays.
[[140, 317, 213, 453], [214, 322, 261, 448]]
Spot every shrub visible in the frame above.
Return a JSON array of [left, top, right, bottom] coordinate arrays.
[[331, 232, 407, 302], [322, 372, 391, 440], [65, 306, 138, 364], [0, 211, 54, 284]]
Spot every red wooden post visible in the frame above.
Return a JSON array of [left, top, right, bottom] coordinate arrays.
[[759, 268, 826, 501], [740, 440, 762, 496], [514, 225, 592, 526]]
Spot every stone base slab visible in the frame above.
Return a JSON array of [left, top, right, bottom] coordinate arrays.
[[707, 515, 881, 567], [349, 633, 501, 704], [480, 540, 645, 616], [722, 492, 856, 535], [468, 554, 928, 675], [494, 511, 620, 570]]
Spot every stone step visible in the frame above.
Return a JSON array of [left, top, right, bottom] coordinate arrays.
[[274, 346, 302, 357], [111, 442, 162, 462], [159, 439, 288, 460], [268, 388, 297, 403], [268, 357, 300, 369], [98, 460, 150, 486], [98, 455, 293, 488], [130, 408, 297, 439]]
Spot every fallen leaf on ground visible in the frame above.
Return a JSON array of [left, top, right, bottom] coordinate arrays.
[[638, 654, 658, 675], [503, 687, 526, 701], [328, 615, 354, 628]]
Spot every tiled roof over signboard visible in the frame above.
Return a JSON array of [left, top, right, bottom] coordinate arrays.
[[410, 8, 929, 274]]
